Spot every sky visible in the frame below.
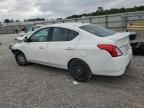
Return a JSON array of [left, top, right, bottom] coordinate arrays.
[[0, 0, 144, 21]]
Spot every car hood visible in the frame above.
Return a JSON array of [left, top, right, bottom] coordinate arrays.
[[16, 32, 32, 41], [15, 36, 26, 41]]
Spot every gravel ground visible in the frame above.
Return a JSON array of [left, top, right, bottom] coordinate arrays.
[[0, 32, 144, 108]]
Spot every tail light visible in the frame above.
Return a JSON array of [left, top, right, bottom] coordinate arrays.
[[98, 44, 123, 57]]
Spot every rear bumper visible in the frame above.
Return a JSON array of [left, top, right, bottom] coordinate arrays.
[[91, 49, 133, 76]]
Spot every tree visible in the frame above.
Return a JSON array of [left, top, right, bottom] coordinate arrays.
[[26, 18, 45, 22], [24, 19, 27, 22], [15, 20, 21, 22], [10, 19, 14, 23], [120, 8, 126, 13], [97, 7, 104, 13], [66, 6, 144, 19], [4, 19, 10, 23]]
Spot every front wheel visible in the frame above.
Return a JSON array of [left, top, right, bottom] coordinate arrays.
[[15, 53, 29, 66], [69, 59, 92, 82]]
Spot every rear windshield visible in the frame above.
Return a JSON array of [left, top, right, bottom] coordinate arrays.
[[80, 24, 116, 37]]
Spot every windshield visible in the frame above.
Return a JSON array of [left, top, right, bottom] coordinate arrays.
[[80, 24, 116, 37]]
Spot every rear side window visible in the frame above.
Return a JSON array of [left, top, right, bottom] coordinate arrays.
[[51, 28, 79, 41], [68, 30, 79, 41], [80, 24, 116, 37]]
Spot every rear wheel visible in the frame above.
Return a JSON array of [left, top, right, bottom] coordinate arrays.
[[69, 59, 92, 82], [15, 52, 29, 66]]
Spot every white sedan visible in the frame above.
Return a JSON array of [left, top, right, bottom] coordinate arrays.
[[10, 23, 132, 82]]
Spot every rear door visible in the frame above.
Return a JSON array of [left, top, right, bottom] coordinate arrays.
[[47, 27, 80, 67]]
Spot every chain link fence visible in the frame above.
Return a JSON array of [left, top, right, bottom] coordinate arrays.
[[0, 11, 144, 34]]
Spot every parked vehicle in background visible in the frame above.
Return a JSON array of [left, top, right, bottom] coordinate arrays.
[[10, 23, 132, 82], [26, 24, 44, 33], [19, 24, 44, 37], [131, 42, 144, 55], [15, 24, 44, 42]]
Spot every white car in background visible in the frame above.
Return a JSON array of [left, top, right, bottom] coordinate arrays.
[[15, 24, 44, 43], [10, 23, 132, 82], [18, 24, 44, 37]]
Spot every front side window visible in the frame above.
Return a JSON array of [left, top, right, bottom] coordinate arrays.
[[30, 28, 49, 42]]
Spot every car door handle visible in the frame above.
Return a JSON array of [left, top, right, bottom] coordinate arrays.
[[39, 46, 44, 49], [65, 47, 74, 50]]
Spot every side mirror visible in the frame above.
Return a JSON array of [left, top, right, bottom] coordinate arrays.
[[20, 34, 24, 37], [23, 37, 29, 42]]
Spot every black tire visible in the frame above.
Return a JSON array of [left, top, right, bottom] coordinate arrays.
[[15, 52, 29, 66], [69, 59, 92, 82]]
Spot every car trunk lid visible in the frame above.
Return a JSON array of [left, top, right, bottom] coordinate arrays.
[[104, 32, 131, 55]]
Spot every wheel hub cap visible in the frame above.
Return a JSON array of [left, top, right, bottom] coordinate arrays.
[[75, 66, 83, 76]]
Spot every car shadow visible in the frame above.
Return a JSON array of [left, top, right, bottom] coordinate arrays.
[[29, 62, 130, 84], [30, 62, 70, 75]]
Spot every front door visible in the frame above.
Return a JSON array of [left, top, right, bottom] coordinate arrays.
[[26, 28, 50, 63]]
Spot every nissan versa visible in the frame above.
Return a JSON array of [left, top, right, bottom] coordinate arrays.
[[9, 23, 132, 82]]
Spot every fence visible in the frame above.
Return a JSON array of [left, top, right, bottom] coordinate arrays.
[[0, 11, 144, 34]]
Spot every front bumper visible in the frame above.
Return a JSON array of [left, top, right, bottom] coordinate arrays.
[[9, 44, 16, 54], [9, 45, 13, 50]]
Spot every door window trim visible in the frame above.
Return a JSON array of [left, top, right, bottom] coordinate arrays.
[[49, 27, 79, 42], [29, 27, 50, 42]]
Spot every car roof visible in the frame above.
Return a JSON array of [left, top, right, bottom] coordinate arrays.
[[44, 23, 89, 28]]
